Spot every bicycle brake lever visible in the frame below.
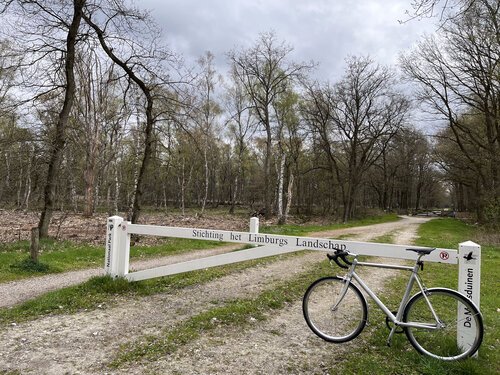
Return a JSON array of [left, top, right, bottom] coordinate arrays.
[[327, 252, 348, 269], [339, 253, 352, 266]]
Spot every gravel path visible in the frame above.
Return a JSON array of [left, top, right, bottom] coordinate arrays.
[[0, 216, 430, 374], [307, 215, 431, 241], [0, 243, 243, 308]]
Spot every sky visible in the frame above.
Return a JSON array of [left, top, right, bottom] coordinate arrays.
[[140, 0, 438, 82]]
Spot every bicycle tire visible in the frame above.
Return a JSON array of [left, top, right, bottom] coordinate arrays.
[[403, 288, 483, 361], [303, 276, 368, 343]]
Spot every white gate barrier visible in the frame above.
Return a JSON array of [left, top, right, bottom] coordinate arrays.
[[104, 215, 481, 351]]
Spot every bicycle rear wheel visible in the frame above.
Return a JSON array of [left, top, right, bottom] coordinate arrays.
[[302, 276, 367, 342], [403, 288, 483, 361]]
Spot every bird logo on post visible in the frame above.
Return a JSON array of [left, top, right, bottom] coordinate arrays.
[[464, 251, 475, 261]]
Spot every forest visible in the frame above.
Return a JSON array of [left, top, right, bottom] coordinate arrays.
[[0, 0, 498, 234]]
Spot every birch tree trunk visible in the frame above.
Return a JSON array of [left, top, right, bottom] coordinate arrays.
[[23, 145, 33, 210], [229, 172, 239, 214], [277, 154, 286, 224], [114, 161, 120, 214], [283, 171, 294, 223], [16, 153, 22, 207], [201, 146, 209, 214]]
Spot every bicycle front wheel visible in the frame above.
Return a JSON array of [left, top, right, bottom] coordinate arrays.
[[403, 288, 483, 361], [302, 276, 367, 343]]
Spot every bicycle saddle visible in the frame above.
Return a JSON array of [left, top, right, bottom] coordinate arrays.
[[406, 247, 435, 255]]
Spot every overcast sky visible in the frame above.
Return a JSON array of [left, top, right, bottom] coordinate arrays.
[[140, 0, 437, 82]]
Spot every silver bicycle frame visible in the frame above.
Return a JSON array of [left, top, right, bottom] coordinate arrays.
[[342, 256, 442, 345]]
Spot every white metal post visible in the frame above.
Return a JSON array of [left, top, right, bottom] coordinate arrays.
[[105, 216, 123, 277], [457, 241, 481, 355], [115, 220, 131, 277], [250, 217, 259, 246], [250, 217, 259, 234]]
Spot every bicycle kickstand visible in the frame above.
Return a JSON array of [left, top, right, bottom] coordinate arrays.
[[386, 326, 398, 347]]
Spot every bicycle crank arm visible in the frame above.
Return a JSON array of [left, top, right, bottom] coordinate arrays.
[[386, 325, 400, 347]]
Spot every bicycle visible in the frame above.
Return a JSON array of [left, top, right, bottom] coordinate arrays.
[[302, 248, 483, 361]]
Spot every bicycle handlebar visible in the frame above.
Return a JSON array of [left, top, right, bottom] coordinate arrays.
[[327, 247, 436, 270], [327, 250, 353, 269]]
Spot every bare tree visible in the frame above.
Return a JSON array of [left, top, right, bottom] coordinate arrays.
[[302, 57, 409, 221], [0, 40, 21, 206], [300, 80, 342, 215], [1, 0, 87, 238], [224, 67, 257, 214], [82, 0, 180, 224], [228, 32, 314, 219], [402, 0, 476, 24], [272, 88, 300, 224], [183, 51, 223, 214], [0, 40, 17, 117], [334, 57, 409, 221], [376, 127, 435, 211], [401, 1, 499, 221], [434, 124, 478, 211], [70, 43, 128, 217]]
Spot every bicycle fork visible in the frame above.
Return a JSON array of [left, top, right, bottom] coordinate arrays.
[[331, 262, 357, 312], [331, 278, 352, 311]]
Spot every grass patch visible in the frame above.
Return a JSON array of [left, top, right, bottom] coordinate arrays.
[[328, 218, 499, 375], [0, 237, 224, 283], [414, 218, 476, 249], [0, 276, 137, 324], [129, 238, 223, 258], [371, 232, 396, 244], [9, 258, 51, 273]]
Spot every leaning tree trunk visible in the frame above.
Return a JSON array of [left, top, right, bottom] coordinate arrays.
[[38, 0, 85, 238], [129, 102, 154, 224], [84, 14, 155, 225]]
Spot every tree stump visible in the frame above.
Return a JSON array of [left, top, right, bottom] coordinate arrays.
[[30, 227, 40, 262]]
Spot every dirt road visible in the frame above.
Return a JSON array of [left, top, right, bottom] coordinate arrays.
[[0, 216, 430, 374]]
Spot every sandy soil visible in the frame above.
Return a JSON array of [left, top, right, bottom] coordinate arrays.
[[0, 210, 252, 245], [0, 215, 430, 374]]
